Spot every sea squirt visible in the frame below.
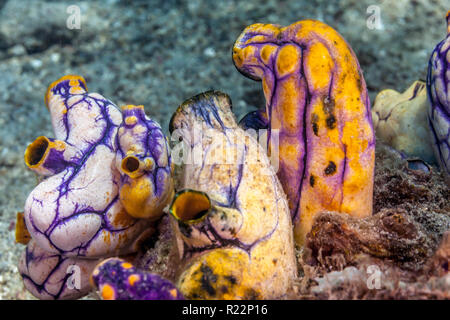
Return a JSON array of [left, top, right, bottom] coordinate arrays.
[[18, 75, 172, 299], [168, 91, 296, 299], [372, 81, 436, 164], [232, 20, 375, 245]]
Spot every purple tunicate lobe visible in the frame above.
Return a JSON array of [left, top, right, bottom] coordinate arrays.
[[427, 15, 450, 179]]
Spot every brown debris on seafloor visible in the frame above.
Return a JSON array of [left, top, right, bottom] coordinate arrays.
[[137, 143, 449, 299], [292, 143, 449, 299], [291, 229, 449, 300], [133, 215, 180, 283]]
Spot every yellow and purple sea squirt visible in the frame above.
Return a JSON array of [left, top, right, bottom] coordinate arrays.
[[233, 20, 376, 245], [17, 75, 173, 299], [168, 91, 297, 299]]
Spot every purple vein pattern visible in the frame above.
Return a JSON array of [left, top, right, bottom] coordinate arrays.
[[168, 91, 296, 299], [427, 13, 450, 182], [18, 75, 172, 299], [232, 21, 375, 245]]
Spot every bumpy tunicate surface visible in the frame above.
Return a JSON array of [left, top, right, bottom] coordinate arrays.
[[24, 76, 151, 258], [168, 91, 296, 299], [19, 239, 99, 300], [427, 12, 450, 183], [233, 20, 375, 245], [19, 75, 172, 299], [116, 105, 173, 220]]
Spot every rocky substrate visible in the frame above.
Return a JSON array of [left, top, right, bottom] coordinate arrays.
[[135, 144, 450, 300]]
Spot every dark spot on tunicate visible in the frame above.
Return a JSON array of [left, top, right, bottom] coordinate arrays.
[[311, 113, 319, 136], [272, 259, 278, 265], [324, 161, 336, 175], [341, 72, 348, 83], [323, 96, 336, 130], [225, 275, 237, 285], [326, 115, 336, 129], [312, 122, 319, 135], [356, 73, 363, 92], [263, 207, 266, 212], [310, 175, 315, 187], [221, 286, 228, 293], [200, 265, 217, 296]]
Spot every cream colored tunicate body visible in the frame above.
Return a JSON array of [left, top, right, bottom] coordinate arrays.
[[168, 91, 296, 299], [372, 81, 436, 164]]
